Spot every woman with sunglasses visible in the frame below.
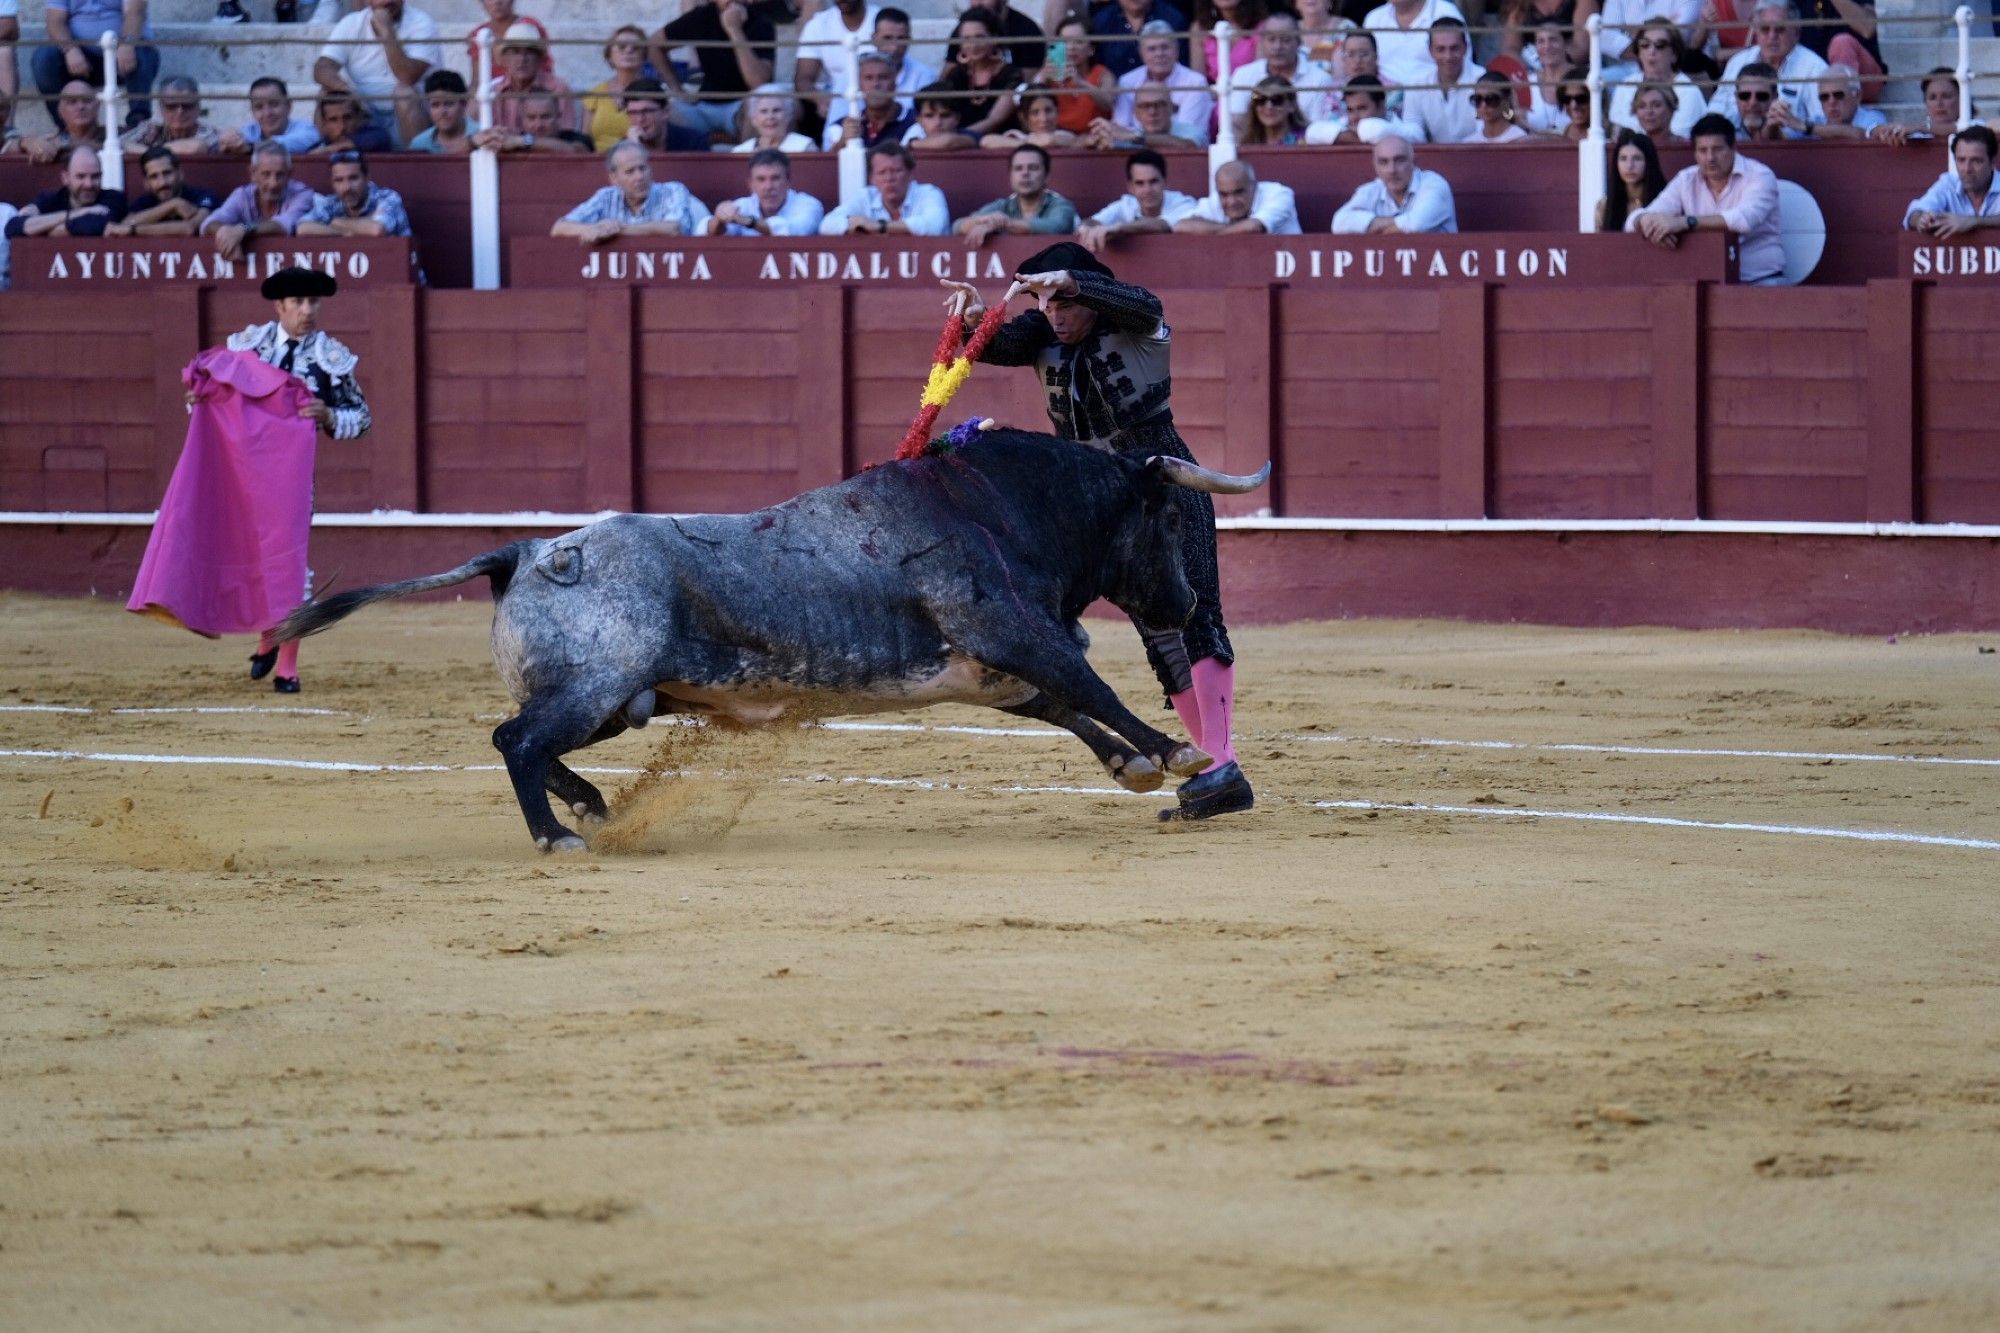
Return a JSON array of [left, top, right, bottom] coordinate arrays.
[[1607, 18, 1704, 139], [1596, 127, 1667, 230], [1241, 75, 1308, 144], [1468, 70, 1529, 142], [1544, 67, 1593, 140], [584, 25, 652, 150]]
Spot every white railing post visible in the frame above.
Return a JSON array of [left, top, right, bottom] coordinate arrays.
[[837, 27, 865, 209], [98, 30, 124, 193], [1577, 14, 1606, 234], [1210, 21, 1236, 186], [1953, 6, 1974, 131], [470, 28, 501, 290]]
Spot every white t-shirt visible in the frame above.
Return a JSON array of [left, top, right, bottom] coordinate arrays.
[[1304, 113, 1425, 144], [733, 133, 818, 153], [796, 4, 880, 94], [1192, 180, 1301, 234], [1608, 71, 1707, 137], [319, 6, 444, 116], [1090, 189, 1201, 226], [1400, 61, 1487, 145], [1228, 58, 1338, 124], [1362, 0, 1466, 88], [1714, 45, 1829, 126]]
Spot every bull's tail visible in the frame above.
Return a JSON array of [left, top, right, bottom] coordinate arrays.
[[273, 542, 530, 643]]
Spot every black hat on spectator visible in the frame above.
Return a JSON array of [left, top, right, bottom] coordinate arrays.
[[261, 267, 338, 300], [1016, 241, 1113, 281]]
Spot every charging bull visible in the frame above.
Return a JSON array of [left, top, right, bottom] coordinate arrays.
[[274, 429, 1269, 852]]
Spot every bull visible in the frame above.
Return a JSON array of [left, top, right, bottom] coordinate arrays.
[[274, 429, 1269, 852]]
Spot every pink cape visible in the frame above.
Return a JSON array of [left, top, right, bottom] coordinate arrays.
[[127, 347, 319, 638]]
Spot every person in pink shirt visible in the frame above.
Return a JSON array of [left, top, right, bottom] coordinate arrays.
[[486, 22, 578, 132], [1629, 111, 1784, 284]]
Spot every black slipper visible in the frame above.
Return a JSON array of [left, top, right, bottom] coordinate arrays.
[[273, 676, 301, 694], [249, 647, 278, 680], [1158, 760, 1254, 823]]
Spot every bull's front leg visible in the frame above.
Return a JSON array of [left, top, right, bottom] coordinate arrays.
[[1000, 693, 1162, 793], [962, 628, 1209, 780]]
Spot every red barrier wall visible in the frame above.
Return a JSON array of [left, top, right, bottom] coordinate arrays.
[[5, 275, 1997, 526]]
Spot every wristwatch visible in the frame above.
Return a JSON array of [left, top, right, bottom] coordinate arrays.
[[520, 133, 535, 148], [1684, 214, 1697, 233]]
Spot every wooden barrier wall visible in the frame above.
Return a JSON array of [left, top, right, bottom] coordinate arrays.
[[0, 141, 1947, 289], [5, 276, 1999, 526]]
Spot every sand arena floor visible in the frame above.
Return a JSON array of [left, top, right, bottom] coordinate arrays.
[[2, 591, 1998, 1329]]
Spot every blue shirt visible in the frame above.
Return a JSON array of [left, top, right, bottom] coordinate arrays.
[[304, 182, 412, 235], [562, 182, 712, 232], [1091, 2, 1187, 79], [718, 189, 826, 237], [818, 181, 950, 236], [1904, 169, 2000, 227], [47, 0, 152, 42], [242, 119, 323, 154]]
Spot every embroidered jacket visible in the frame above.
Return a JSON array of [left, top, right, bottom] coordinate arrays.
[[226, 322, 371, 441], [976, 271, 1171, 448]]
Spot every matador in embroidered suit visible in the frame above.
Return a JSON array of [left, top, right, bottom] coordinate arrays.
[[942, 242, 1254, 822]]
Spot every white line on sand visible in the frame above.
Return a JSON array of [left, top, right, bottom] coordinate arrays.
[[1280, 733, 2000, 769], [1314, 799, 2000, 852], [1, 703, 349, 718], [3, 746, 1992, 849]]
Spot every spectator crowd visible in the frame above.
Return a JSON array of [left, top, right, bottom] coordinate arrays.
[[1, 0, 1996, 278]]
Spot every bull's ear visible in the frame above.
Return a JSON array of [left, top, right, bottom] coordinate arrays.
[[1146, 455, 1273, 496]]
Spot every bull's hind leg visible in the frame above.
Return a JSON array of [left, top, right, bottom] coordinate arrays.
[[493, 686, 631, 853], [1000, 693, 1162, 793], [545, 760, 609, 823]]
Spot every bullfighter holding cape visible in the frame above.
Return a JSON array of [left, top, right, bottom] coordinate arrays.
[[941, 242, 1253, 822], [128, 267, 370, 693]]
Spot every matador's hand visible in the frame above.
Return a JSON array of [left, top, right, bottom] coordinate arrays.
[[938, 278, 984, 323], [1005, 269, 1078, 312]]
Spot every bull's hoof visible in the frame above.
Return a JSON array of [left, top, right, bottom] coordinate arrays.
[[1108, 753, 1163, 793], [623, 688, 656, 730], [571, 802, 608, 825], [1165, 743, 1213, 778], [536, 833, 590, 854]]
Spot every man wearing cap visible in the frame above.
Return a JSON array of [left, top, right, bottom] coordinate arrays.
[[225, 266, 370, 692], [485, 21, 578, 133], [936, 243, 1257, 823]]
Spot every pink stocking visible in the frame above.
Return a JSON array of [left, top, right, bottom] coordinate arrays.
[[1190, 658, 1236, 766], [1169, 687, 1206, 757], [275, 639, 301, 680]]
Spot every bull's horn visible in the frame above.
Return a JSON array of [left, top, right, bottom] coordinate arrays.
[[1148, 456, 1273, 495]]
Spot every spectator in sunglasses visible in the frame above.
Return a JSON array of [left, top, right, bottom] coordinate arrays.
[[1800, 63, 1899, 141], [1713, 1, 1827, 123], [1549, 68, 1593, 141], [1240, 76, 1309, 144], [1468, 70, 1529, 142], [1721, 63, 1785, 140]]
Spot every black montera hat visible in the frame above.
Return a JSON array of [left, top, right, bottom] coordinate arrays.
[[261, 266, 338, 300], [1016, 241, 1113, 281]]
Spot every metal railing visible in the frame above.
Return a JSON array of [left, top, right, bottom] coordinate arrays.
[[8, 7, 1989, 285]]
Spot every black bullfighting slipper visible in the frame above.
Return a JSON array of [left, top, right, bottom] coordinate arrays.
[[272, 676, 301, 694], [248, 647, 278, 680], [1158, 760, 1253, 823]]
